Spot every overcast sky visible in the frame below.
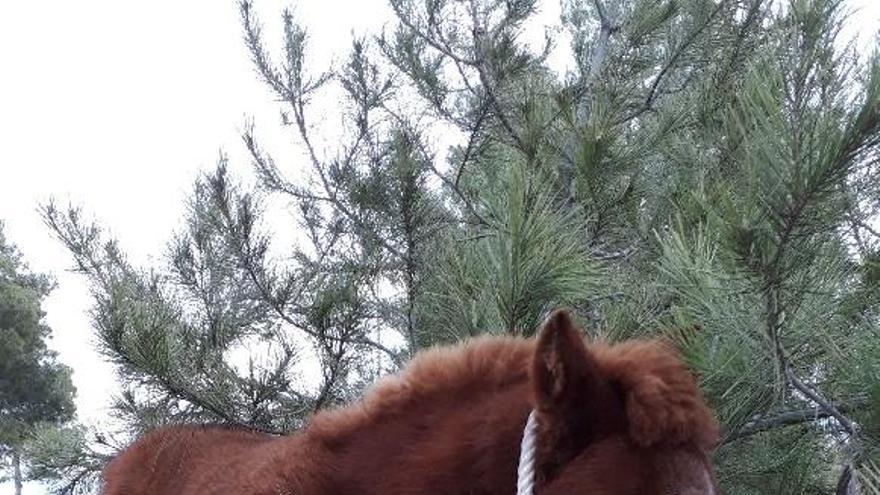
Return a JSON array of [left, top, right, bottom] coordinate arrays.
[[0, 1, 877, 493]]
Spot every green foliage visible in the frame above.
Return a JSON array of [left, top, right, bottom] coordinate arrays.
[[22, 424, 108, 495], [419, 161, 598, 341], [0, 223, 77, 492]]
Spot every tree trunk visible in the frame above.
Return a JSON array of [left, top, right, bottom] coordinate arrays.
[[12, 450, 23, 495]]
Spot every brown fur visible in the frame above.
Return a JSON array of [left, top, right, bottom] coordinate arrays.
[[102, 311, 719, 494]]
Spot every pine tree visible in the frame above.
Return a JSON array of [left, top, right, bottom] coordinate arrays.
[[45, 0, 880, 492], [0, 223, 78, 494]]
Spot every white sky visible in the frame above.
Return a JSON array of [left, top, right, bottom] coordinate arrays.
[[0, 1, 877, 493]]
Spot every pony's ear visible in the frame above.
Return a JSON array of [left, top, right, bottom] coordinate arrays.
[[531, 310, 623, 483], [532, 310, 595, 409]]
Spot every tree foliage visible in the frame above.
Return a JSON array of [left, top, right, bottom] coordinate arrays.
[[0, 223, 78, 494], [45, 0, 880, 492]]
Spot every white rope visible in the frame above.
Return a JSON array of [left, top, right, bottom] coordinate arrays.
[[516, 410, 538, 495]]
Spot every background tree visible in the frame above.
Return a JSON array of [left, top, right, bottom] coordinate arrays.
[[44, 0, 880, 492], [0, 222, 78, 494]]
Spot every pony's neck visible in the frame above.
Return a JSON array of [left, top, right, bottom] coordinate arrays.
[[283, 337, 538, 493]]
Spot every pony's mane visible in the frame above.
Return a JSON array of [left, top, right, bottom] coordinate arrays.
[[306, 335, 717, 450], [307, 336, 533, 442]]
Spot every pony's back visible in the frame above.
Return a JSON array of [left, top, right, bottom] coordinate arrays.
[[102, 425, 275, 495]]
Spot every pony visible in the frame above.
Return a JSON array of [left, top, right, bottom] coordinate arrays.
[[101, 310, 719, 494]]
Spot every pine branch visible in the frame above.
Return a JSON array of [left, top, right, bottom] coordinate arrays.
[[585, 0, 618, 86], [763, 273, 859, 440], [784, 369, 857, 435], [847, 215, 880, 241], [380, 109, 491, 227], [616, 0, 729, 124], [387, 0, 478, 66], [240, 2, 404, 260], [725, 397, 869, 442], [751, 45, 880, 449], [836, 464, 855, 495], [468, 0, 529, 155], [453, 103, 489, 189]]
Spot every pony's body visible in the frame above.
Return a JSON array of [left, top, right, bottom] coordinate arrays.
[[102, 313, 719, 494]]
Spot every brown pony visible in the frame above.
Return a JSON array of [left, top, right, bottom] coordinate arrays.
[[102, 311, 719, 494]]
